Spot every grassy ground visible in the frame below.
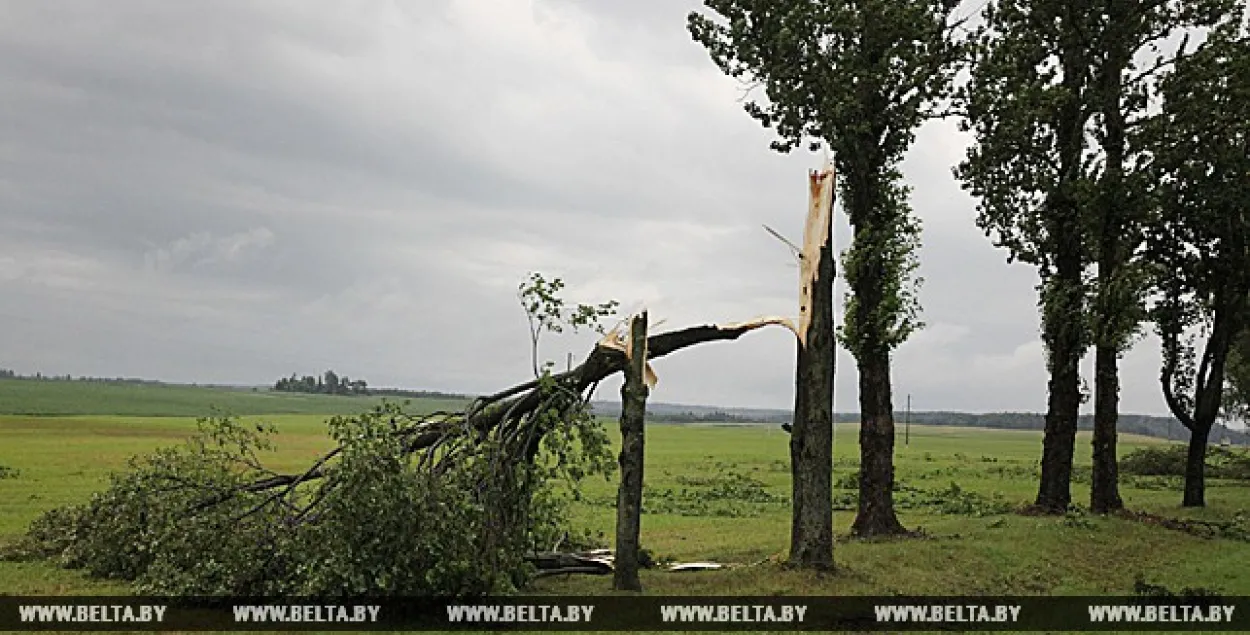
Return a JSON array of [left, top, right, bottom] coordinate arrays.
[[2, 409, 1248, 600]]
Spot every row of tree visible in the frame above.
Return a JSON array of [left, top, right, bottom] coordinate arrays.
[[634, 407, 1250, 444], [689, 0, 1248, 568], [0, 369, 166, 384], [959, 0, 1249, 512], [273, 370, 369, 396]]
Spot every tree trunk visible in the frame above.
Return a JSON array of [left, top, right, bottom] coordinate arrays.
[[1182, 424, 1210, 508], [851, 350, 906, 536], [789, 333, 834, 568], [1091, 343, 1124, 513], [1035, 23, 1090, 515], [788, 169, 836, 571], [1034, 217, 1084, 514], [614, 312, 649, 591], [1090, 11, 1129, 515], [1178, 293, 1243, 508], [1035, 282, 1082, 514]]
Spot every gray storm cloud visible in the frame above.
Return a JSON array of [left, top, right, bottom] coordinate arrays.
[[0, 0, 1173, 416]]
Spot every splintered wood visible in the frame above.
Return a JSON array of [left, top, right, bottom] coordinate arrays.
[[799, 161, 835, 347], [598, 321, 659, 388]]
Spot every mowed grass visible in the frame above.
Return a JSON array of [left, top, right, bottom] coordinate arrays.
[[2, 413, 1249, 598], [0, 378, 468, 417]]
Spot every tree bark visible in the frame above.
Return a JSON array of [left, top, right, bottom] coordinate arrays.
[[844, 165, 905, 536], [788, 169, 836, 570], [1091, 344, 1124, 512], [1183, 424, 1210, 508], [614, 312, 649, 591], [1035, 276, 1082, 513], [1090, 5, 1130, 514], [845, 176, 905, 535], [1179, 297, 1243, 508], [1034, 18, 1090, 515], [852, 351, 906, 536]]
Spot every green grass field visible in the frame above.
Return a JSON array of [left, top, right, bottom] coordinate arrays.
[[2, 380, 1248, 635], [2, 397, 1249, 600]]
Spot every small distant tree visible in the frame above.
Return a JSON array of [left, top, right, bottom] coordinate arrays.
[[517, 272, 618, 379]]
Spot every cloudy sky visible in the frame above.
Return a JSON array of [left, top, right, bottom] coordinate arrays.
[[0, 0, 1183, 416]]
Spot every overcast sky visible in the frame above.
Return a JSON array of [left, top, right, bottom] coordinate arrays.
[[0, 0, 1184, 416]]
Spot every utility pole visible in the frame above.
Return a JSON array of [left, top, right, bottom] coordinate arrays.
[[905, 394, 911, 447]]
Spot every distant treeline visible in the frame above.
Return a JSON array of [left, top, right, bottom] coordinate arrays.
[[7, 365, 1242, 443], [0, 369, 163, 385], [647, 410, 755, 424], [882, 411, 1249, 445], [628, 406, 1250, 445], [368, 388, 471, 400]]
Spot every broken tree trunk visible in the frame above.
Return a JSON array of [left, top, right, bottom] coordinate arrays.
[[614, 312, 649, 592], [789, 164, 836, 570]]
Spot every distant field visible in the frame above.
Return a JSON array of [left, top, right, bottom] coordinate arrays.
[[3, 408, 1249, 599], [0, 378, 468, 417]]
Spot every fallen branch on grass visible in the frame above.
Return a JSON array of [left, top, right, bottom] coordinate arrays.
[[189, 320, 793, 524]]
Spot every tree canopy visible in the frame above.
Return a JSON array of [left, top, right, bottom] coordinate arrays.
[[690, 0, 965, 542], [1144, 16, 1250, 506]]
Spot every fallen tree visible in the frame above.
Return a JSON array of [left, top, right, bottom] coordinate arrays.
[[17, 298, 792, 596], [19, 155, 845, 591], [232, 317, 794, 497]]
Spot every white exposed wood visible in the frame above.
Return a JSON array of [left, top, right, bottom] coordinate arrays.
[[798, 160, 836, 347], [720, 315, 798, 336], [598, 318, 658, 388]]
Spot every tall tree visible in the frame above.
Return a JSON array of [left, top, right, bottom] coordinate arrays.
[[1085, 0, 1236, 514], [957, 0, 1104, 513], [787, 165, 837, 568], [689, 0, 961, 547], [1144, 17, 1250, 507]]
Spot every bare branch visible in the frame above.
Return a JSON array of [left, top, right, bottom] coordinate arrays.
[[763, 224, 803, 260]]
